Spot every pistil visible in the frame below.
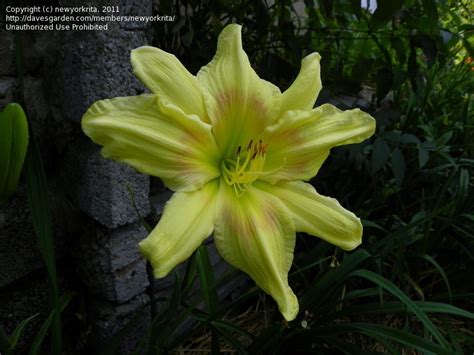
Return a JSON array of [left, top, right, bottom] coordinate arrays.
[[222, 139, 272, 196]]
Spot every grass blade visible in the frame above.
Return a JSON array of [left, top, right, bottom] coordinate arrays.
[[101, 306, 147, 355], [28, 292, 74, 355], [300, 249, 371, 310], [411, 253, 453, 302], [349, 323, 456, 354], [196, 245, 218, 316], [329, 301, 474, 319], [195, 245, 220, 353], [0, 325, 12, 355], [9, 313, 39, 349], [25, 132, 61, 355], [350, 269, 452, 350]]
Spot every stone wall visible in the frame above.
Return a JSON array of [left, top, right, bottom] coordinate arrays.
[[2, 0, 152, 352], [0, 1, 252, 352]]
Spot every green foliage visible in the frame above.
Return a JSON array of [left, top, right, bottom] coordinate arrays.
[[24, 132, 63, 355], [142, 0, 474, 353], [0, 314, 38, 355], [9, 0, 471, 353], [0, 103, 29, 204], [5, 32, 68, 355]]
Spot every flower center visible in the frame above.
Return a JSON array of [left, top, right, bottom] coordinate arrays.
[[221, 139, 269, 196]]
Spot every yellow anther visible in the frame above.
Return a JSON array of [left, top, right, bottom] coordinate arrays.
[[221, 139, 285, 196]]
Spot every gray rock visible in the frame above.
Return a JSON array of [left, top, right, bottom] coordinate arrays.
[[149, 241, 250, 342], [0, 183, 72, 279], [55, 0, 152, 123], [23, 76, 50, 144], [152, 238, 250, 302], [74, 221, 150, 303], [149, 184, 173, 216], [118, 0, 153, 30], [0, 270, 78, 353], [19, 32, 43, 74], [59, 29, 149, 123], [0, 185, 43, 288], [23, 76, 48, 122], [0, 31, 15, 76], [0, 276, 50, 351], [65, 138, 150, 228], [0, 77, 16, 109], [90, 293, 150, 354]]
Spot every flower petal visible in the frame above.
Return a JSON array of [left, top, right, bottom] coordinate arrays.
[[139, 180, 218, 278], [82, 94, 221, 191], [257, 180, 362, 250], [214, 181, 298, 321], [197, 24, 281, 157], [131, 46, 209, 123], [261, 104, 376, 183], [277, 52, 322, 117]]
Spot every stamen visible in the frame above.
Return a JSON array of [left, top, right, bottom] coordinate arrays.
[[222, 139, 285, 197], [247, 139, 253, 151]]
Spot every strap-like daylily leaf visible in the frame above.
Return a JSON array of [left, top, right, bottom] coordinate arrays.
[[0, 103, 29, 204]]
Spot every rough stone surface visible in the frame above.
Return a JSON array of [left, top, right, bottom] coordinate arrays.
[[0, 77, 16, 109], [90, 293, 150, 354], [56, 0, 152, 123], [150, 241, 251, 340], [1, 0, 158, 353], [150, 183, 173, 216], [0, 276, 50, 349], [53, 1, 154, 351], [65, 138, 151, 228], [0, 266, 79, 353], [23, 75, 51, 145], [153, 238, 250, 298], [0, 187, 41, 287], [118, 0, 153, 30], [0, 30, 15, 76], [23, 76, 49, 122], [0, 185, 49, 288], [74, 221, 149, 303]]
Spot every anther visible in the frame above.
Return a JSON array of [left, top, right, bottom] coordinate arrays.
[[247, 139, 253, 151], [222, 139, 281, 197]]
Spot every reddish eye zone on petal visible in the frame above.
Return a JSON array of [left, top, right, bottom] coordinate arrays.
[[215, 89, 269, 122]]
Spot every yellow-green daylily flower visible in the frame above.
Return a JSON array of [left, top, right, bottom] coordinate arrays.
[[81, 24, 375, 321]]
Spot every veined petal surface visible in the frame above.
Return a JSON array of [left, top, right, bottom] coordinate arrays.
[[139, 180, 218, 278], [276, 52, 322, 118], [214, 181, 298, 321], [82, 94, 221, 191], [197, 24, 281, 157], [131, 46, 209, 122], [261, 104, 376, 183], [258, 180, 362, 250]]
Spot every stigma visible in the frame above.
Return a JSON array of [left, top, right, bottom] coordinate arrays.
[[222, 139, 268, 196]]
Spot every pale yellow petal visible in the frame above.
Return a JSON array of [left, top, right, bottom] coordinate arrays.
[[131, 46, 209, 122], [197, 24, 281, 157], [262, 104, 376, 183], [81, 94, 220, 191], [257, 180, 362, 250], [277, 52, 322, 118], [214, 181, 298, 321], [139, 181, 218, 278]]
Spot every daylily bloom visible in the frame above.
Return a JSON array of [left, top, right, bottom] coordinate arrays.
[[82, 24, 375, 321]]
